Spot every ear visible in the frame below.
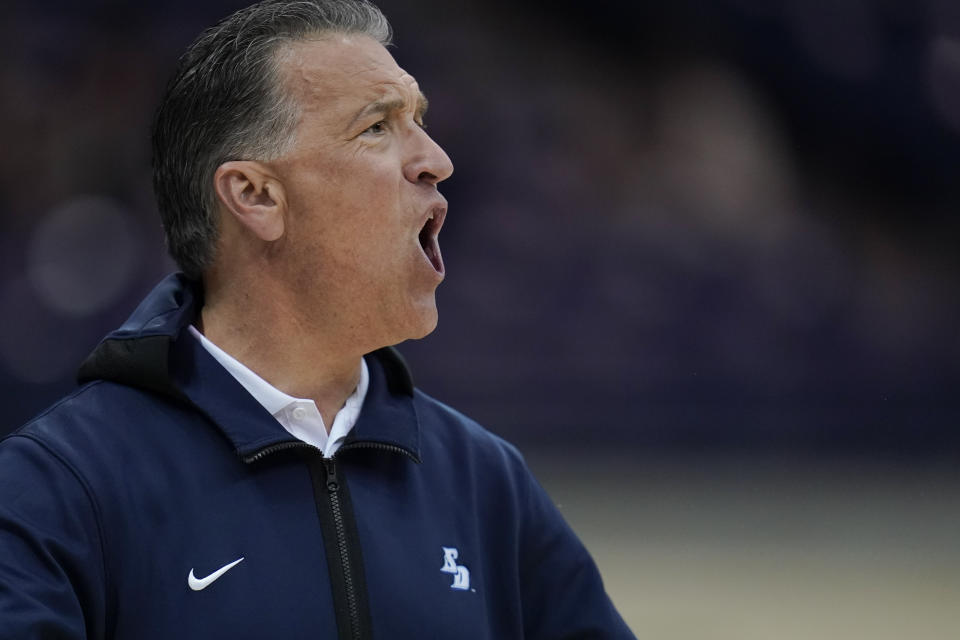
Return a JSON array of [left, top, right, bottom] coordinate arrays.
[[213, 161, 286, 242]]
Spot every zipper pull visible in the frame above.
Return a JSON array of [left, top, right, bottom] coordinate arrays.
[[323, 458, 338, 492]]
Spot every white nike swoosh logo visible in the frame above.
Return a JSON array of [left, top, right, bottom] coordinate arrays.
[[187, 557, 245, 591]]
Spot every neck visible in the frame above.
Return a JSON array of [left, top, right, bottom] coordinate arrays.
[[199, 277, 365, 431]]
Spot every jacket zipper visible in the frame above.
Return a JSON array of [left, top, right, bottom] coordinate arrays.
[[244, 440, 418, 464], [244, 442, 373, 640], [338, 440, 420, 462], [242, 440, 315, 463], [323, 458, 363, 640]]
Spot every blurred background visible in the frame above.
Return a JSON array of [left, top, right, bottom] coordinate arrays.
[[2, 0, 959, 636]]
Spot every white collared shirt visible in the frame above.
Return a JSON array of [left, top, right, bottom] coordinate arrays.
[[188, 325, 368, 458]]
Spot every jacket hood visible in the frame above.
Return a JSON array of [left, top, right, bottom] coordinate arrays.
[[77, 273, 419, 460], [78, 273, 200, 400]]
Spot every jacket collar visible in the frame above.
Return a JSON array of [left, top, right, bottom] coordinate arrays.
[[78, 273, 421, 462]]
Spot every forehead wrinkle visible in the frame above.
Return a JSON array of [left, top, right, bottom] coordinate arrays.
[[275, 37, 428, 141], [280, 36, 396, 104]]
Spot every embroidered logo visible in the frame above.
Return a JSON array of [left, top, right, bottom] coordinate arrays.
[[440, 546, 470, 591], [187, 557, 245, 591]]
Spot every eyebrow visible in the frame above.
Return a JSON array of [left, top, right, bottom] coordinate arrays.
[[348, 91, 429, 130]]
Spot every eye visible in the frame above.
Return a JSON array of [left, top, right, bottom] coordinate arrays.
[[363, 120, 388, 136]]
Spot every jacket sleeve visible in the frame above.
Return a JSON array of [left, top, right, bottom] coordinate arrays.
[[0, 433, 108, 640], [518, 465, 636, 639]]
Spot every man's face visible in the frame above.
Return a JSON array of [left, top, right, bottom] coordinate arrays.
[[267, 35, 453, 347]]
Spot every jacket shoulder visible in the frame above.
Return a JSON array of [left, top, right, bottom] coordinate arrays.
[[12, 381, 109, 439], [12, 380, 168, 442], [6, 379, 201, 487]]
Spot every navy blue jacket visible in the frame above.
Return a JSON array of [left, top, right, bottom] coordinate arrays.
[[0, 274, 635, 639]]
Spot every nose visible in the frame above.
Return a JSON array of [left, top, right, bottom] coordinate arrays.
[[404, 126, 454, 186]]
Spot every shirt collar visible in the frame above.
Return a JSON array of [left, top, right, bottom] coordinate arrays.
[[168, 327, 420, 462], [189, 325, 371, 457]]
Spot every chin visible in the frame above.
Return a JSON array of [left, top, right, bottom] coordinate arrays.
[[401, 299, 439, 341], [407, 308, 439, 340]]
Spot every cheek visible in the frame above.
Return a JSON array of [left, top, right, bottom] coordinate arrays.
[[285, 158, 408, 262]]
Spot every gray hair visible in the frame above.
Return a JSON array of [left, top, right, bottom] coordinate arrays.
[[151, 0, 392, 279]]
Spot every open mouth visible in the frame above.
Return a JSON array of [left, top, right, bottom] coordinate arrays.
[[418, 207, 446, 275]]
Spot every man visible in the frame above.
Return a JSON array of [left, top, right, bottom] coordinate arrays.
[[0, 1, 635, 638]]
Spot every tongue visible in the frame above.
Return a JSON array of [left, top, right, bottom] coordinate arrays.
[[420, 232, 444, 274]]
